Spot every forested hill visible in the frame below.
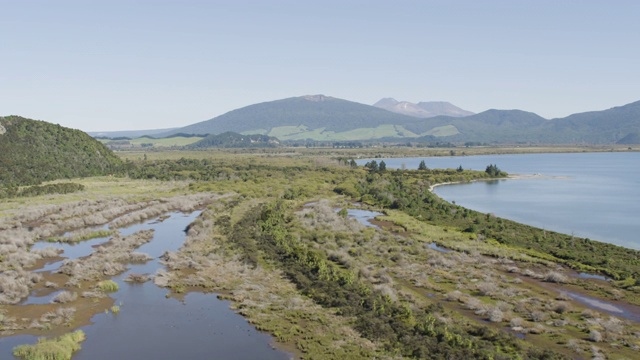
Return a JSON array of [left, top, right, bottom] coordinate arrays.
[[187, 131, 280, 149], [0, 116, 123, 186], [159, 95, 426, 139]]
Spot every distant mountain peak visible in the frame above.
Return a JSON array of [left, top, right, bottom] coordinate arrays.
[[373, 98, 400, 107], [302, 94, 332, 102], [374, 98, 474, 118]]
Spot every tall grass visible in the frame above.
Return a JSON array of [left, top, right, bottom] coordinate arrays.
[[13, 330, 86, 360], [96, 280, 119, 293]]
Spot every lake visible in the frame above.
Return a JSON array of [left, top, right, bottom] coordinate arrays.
[[359, 152, 640, 250]]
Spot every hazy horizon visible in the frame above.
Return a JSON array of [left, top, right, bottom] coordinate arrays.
[[2, 0, 639, 132]]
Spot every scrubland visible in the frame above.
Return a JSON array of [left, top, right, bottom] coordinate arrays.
[[2, 149, 640, 359]]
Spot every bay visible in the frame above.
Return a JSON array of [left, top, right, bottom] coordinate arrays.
[[360, 152, 640, 250]]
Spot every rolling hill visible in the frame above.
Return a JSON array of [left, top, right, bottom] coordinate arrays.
[[0, 116, 123, 186], [187, 132, 280, 148]]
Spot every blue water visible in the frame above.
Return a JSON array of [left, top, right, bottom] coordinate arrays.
[[359, 152, 640, 250], [0, 212, 290, 360], [345, 209, 383, 229]]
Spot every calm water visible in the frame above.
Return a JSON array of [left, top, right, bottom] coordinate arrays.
[[0, 212, 290, 360], [360, 152, 640, 250]]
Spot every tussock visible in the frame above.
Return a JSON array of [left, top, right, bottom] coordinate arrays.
[[51, 291, 78, 304]]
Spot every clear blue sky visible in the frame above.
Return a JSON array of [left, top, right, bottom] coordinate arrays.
[[2, 0, 639, 131]]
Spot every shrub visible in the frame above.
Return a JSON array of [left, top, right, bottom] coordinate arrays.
[[51, 291, 77, 304], [477, 281, 498, 297], [553, 302, 572, 314], [530, 310, 548, 323], [488, 307, 504, 323], [543, 271, 568, 284], [589, 329, 603, 342]]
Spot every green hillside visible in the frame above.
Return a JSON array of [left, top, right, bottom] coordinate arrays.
[[187, 132, 280, 148], [0, 116, 123, 187], [544, 100, 640, 144]]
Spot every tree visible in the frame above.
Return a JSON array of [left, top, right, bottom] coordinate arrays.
[[418, 160, 428, 171], [485, 164, 504, 177], [457, 165, 463, 172], [379, 161, 387, 172], [365, 160, 379, 172]]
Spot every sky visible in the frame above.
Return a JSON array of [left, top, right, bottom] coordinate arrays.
[[2, 0, 639, 132]]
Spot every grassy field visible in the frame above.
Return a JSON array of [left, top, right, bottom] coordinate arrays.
[[99, 136, 203, 148], [2, 147, 640, 359]]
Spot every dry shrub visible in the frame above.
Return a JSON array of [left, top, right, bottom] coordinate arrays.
[[464, 297, 482, 311], [543, 271, 568, 284], [52, 290, 78, 304], [600, 316, 624, 335], [581, 309, 597, 319], [129, 252, 152, 262], [124, 273, 150, 283], [529, 324, 546, 334], [57, 230, 153, 282], [40, 307, 76, 326], [445, 290, 463, 302], [553, 302, 572, 314], [510, 317, 524, 328], [589, 329, 603, 342], [530, 310, 548, 323], [476, 281, 498, 297], [505, 266, 520, 273], [0, 270, 41, 304], [488, 307, 504, 323], [32, 246, 62, 258], [566, 339, 583, 353], [81, 291, 105, 299]]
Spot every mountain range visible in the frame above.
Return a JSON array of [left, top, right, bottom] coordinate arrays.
[[104, 95, 640, 144]]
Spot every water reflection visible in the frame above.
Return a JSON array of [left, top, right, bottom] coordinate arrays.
[[343, 209, 383, 229], [1, 212, 290, 360]]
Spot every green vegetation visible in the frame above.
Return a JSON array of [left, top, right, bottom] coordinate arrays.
[[100, 135, 203, 149], [0, 183, 85, 199], [3, 147, 640, 359], [0, 116, 122, 187], [13, 330, 86, 360], [96, 280, 119, 293], [187, 131, 280, 148], [354, 169, 640, 282], [237, 200, 555, 359]]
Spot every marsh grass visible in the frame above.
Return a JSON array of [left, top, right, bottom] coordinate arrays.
[[96, 280, 119, 293], [51, 291, 77, 304], [47, 230, 114, 244], [12, 330, 85, 360]]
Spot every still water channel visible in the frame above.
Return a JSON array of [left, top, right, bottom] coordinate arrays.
[[0, 212, 290, 360]]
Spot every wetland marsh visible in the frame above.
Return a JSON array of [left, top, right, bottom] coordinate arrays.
[[2, 149, 640, 359]]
